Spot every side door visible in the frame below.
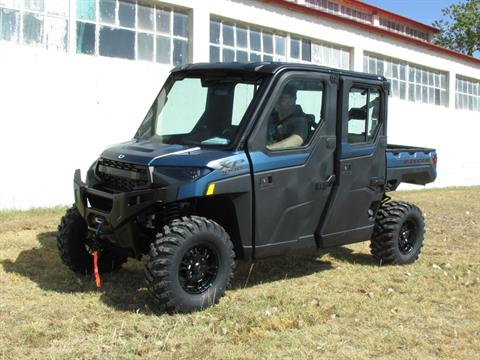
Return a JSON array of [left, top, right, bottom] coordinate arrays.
[[247, 72, 338, 258], [317, 76, 388, 247]]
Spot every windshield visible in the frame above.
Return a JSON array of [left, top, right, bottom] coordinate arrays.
[[135, 74, 264, 147]]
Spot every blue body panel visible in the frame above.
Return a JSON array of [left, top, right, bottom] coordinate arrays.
[[386, 149, 437, 168], [339, 142, 375, 159], [250, 151, 309, 173], [101, 139, 436, 200]]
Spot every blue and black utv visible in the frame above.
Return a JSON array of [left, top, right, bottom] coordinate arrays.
[[58, 62, 437, 312]]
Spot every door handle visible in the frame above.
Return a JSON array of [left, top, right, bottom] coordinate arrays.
[[370, 177, 385, 186], [315, 175, 336, 190], [260, 175, 273, 187]]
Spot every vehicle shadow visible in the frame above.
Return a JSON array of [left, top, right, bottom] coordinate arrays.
[[1, 231, 376, 315]]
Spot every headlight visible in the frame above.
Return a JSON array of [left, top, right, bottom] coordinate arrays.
[[153, 167, 211, 186]]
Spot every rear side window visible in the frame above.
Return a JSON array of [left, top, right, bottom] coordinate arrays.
[[347, 87, 382, 143]]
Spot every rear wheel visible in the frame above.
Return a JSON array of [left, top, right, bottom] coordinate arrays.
[[145, 216, 235, 313], [57, 206, 127, 274], [370, 201, 425, 265]]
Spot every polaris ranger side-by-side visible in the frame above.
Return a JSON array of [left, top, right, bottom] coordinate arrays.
[[58, 63, 437, 312]]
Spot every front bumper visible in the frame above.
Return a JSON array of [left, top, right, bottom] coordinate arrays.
[[74, 169, 178, 254]]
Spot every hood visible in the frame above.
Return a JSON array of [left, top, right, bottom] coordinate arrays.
[[101, 139, 239, 168]]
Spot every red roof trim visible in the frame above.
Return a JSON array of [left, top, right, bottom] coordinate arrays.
[[346, 0, 440, 33], [260, 0, 480, 66]]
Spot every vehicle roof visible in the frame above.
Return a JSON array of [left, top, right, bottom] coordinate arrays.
[[171, 62, 386, 82]]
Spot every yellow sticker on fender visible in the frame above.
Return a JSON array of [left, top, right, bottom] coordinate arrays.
[[206, 183, 215, 196]]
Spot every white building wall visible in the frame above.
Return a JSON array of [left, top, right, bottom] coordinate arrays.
[[0, 0, 479, 209]]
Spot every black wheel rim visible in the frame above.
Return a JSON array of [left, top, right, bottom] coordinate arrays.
[[398, 220, 417, 255], [179, 245, 219, 294]]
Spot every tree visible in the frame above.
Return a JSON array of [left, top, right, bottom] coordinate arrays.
[[432, 0, 480, 57]]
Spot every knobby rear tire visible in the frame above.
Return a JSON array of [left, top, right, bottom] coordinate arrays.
[[370, 201, 425, 265]]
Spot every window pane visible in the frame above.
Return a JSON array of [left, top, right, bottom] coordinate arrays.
[[156, 35, 170, 63], [312, 43, 323, 64], [409, 67, 415, 82], [376, 60, 384, 76], [24, 0, 44, 12], [232, 83, 254, 125], [392, 63, 398, 79], [263, 54, 273, 61], [274, 35, 285, 56], [369, 58, 376, 75], [138, 2, 154, 31], [137, 32, 153, 61], [223, 48, 234, 62], [23, 12, 43, 46], [400, 64, 406, 80], [249, 29, 261, 51], [400, 82, 406, 100], [76, 0, 95, 21], [440, 74, 447, 89], [415, 68, 421, 83], [119, 0, 135, 29], [250, 52, 261, 62], [262, 32, 273, 54], [156, 7, 170, 34], [46, 0, 68, 17], [392, 79, 399, 97], [99, 0, 116, 24], [408, 84, 415, 102], [236, 26, 247, 48], [173, 38, 188, 65], [348, 88, 367, 143], [222, 22, 233, 46], [209, 45, 219, 62], [428, 72, 434, 86], [99, 26, 135, 59], [435, 88, 441, 106], [290, 37, 300, 59], [428, 87, 434, 104], [422, 85, 428, 103], [363, 55, 368, 72], [210, 20, 220, 44], [45, 16, 67, 51], [173, 11, 188, 38], [301, 39, 311, 61], [236, 50, 248, 62], [367, 89, 381, 141], [0, 8, 20, 43], [76, 21, 95, 54], [341, 50, 350, 70]]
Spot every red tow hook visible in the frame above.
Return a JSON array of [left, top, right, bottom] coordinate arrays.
[[92, 220, 103, 289], [93, 250, 101, 289]]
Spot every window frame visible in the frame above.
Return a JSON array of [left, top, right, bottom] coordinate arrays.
[[346, 84, 384, 146], [261, 74, 328, 153]]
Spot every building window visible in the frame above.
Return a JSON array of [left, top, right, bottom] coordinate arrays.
[[311, 42, 350, 70], [364, 53, 447, 107], [210, 18, 350, 70], [456, 77, 480, 112], [76, 0, 189, 64], [210, 19, 288, 62], [0, 0, 68, 51], [379, 17, 428, 42]]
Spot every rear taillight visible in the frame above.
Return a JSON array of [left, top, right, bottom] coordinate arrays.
[[432, 155, 438, 167]]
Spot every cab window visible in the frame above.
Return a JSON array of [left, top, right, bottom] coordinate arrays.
[[266, 78, 324, 151], [347, 87, 382, 144]]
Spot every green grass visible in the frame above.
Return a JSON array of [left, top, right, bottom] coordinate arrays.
[[0, 187, 479, 359], [0, 206, 67, 219]]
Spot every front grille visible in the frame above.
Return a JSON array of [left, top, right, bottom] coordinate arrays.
[[96, 158, 150, 192]]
